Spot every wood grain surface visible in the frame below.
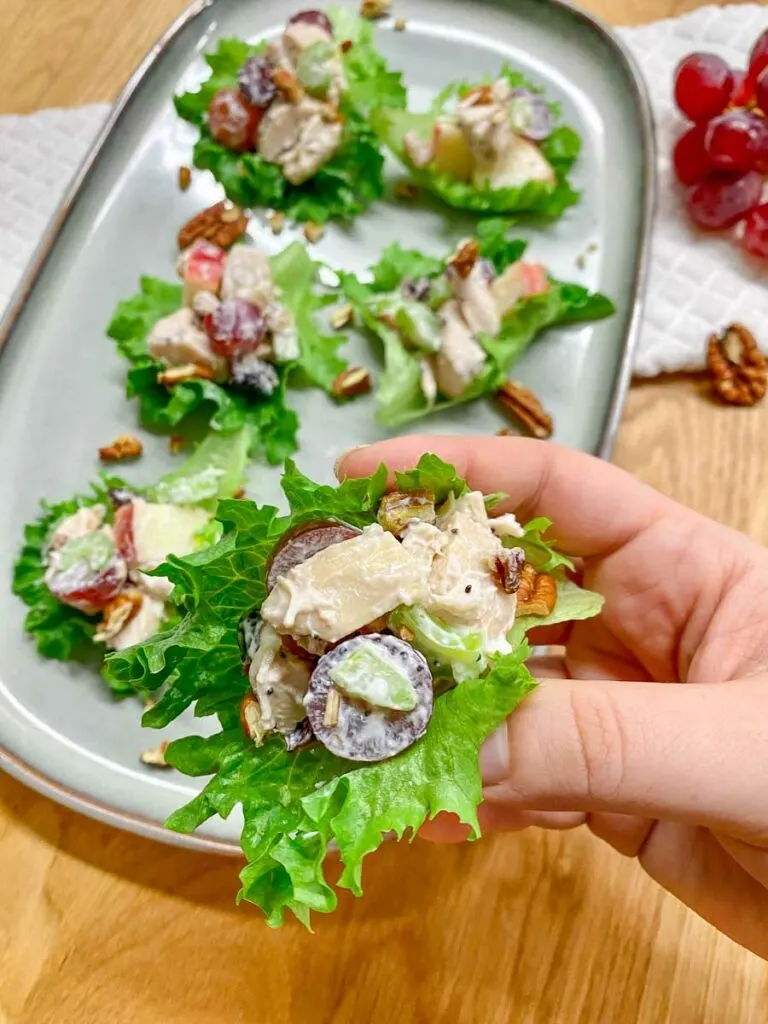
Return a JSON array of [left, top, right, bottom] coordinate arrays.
[[1, 1, 767, 1021]]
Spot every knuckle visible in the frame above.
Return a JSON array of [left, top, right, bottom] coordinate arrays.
[[567, 685, 630, 804]]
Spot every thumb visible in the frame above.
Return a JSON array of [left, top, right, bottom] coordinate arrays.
[[480, 676, 768, 838]]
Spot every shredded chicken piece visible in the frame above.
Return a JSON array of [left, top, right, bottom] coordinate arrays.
[[433, 300, 487, 398], [147, 308, 227, 379]]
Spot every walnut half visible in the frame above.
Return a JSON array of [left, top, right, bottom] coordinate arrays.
[[707, 323, 767, 407]]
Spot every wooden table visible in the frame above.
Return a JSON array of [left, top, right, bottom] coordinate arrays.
[[1, 1, 767, 1021]]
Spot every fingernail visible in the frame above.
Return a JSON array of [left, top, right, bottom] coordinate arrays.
[[479, 724, 509, 785], [333, 444, 369, 480]]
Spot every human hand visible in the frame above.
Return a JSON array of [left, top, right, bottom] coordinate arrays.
[[339, 435, 768, 960]]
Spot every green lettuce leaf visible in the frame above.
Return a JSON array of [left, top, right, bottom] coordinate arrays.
[[174, 11, 405, 222], [371, 65, 581, 217], [507, 579, 603, 647], [340, 230, 615, 427], [102, 455, 602, 926], [12, 430, 250, 688], [107, 243, 344, 464]]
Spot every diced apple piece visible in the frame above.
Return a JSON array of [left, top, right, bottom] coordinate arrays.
[[431, 119, 474, 180], [521, 262, 549, 296], [129, 499, 210, 571], [472, 135, 555, 190], [221, 245, 275, 307], [178, 239, 226, 306], [261, 524, 434, 643]]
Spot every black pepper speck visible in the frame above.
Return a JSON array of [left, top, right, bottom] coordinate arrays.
[[266, 687, 274, 695], [465, 584, 472, 593]]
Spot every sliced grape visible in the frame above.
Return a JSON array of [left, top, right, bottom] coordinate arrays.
[[266, 519, 361, 591], [305, 634, 433, 762], [47, 534, 127, 614], [673, 124, 712, 185], [674, 53, 734, 122], [204, 298, 267, 358], [284, 718, 314, 751], [287, 9, 333, 35], [743, 203, 768, 257], [685, 171, 763, 230], [208, 88, 262, 151], [508, 89, 553, 141], [238, 55, 278, 109]]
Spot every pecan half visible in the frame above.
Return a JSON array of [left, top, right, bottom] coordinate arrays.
[[98, 433, 143, 462], [272, 67, 304, 104], [448, 239, 479, 279], [157, 363, 216, 386], [707, 323, 767, 406], [178, 166, 192, 191], [491, 547, 525, 594], [332, 366, 372, 398], [516, 563, 557, 617], [496, 380, 553, 439], [340, 38, 353, 53], [177, 201, 249, 250]]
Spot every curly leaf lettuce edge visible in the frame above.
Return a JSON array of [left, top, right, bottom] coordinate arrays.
[[173, 11, 406, 223], [105, 243, 348, 466], [102, 454, 602, 927], [339, 226, 616, 428], [11, 430, 252, 695], [370, 64, 582, 218]]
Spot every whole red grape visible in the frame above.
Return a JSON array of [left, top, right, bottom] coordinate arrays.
[[749, 29, 768, 79], [674, 53, 734, 122], [743, 203, 768, 257], [208, 88, 262, 151], [204, 299, 268, 358], [705, 110, 767, 171], [288, 9, 334, 35], [685, 171, 763, 229], [673, 123, 712, 184], [731, 68, 756, 107], [755, 67, 768, 113]]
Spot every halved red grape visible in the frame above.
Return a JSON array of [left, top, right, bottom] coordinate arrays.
[[208, 88, 262, 151], [238, 55, 278, 109], [287, 9, 333, 35], [203, 298, 267, 357], [266, 519, 361, 591], [705, 110, 767, 171], [743, 203, 768, 257], [749, 29, 768, 79], [674, 53, 734, 122], [113, 503, 136, 565], [673, 123, 712, 185], [508, 88, 553, 141], [685, 171, 763, 230]]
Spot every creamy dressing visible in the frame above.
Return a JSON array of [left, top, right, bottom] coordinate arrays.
[[248, 624, 311, 734]]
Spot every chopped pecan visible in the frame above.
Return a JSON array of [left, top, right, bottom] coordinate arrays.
[[340, 38, 353, 53], [448, 239, 479, 279], [516, 563, 557, 617], [240, 693, 264, 743], [233, 485, 247, 499], [98, 433, 143, 462], [303, 220, 325, 244], [320, 102, 344, 124], [177, 201, 249, 250], [707, 323, 767, 406], [178, 166, 192, 191], [360, 0, 391, 18], [464, 84, 494, 106], [272, 67, 304, 103], [94, 589, 143, 643], [496, 379, 553, 439], [394, 180, 419, 201], [496, 427, 513, 437], [393, 17, 407, 30], [157, 363, 216, 386], [491, 547, 525, 594], [168, 434, 186, 454], [377, 490, 436, 536], [332, 366, 372, 398], [330, 303, 354, 330], [139, 741, 171, 768], [268, 211, 286, 235]]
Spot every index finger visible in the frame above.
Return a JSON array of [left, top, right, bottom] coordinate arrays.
[[338, 435, 676, 559]]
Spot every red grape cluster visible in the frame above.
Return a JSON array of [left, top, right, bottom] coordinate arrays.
[[673, 30, 768, 256]]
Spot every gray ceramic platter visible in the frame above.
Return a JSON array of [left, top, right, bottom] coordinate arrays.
[[0, 0, 653, 853]]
